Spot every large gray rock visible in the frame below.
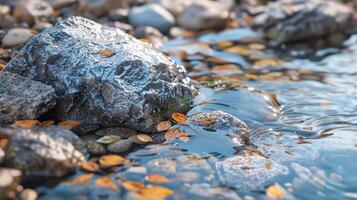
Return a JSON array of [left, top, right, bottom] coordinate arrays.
[[0, 71, 56, 125], [253, 0, 356, 44], [3, 126, 85, 177], [129, 4, 175, 34], [5, 16, 197, 132]]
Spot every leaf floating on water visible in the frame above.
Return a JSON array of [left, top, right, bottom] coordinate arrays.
[[156, 121, 172, 132], [58, 120, 81, 129], [96, 135, 121, 144], [171, 112, 187, 124], [266, 183, 286, 199], [265, 162, 272, 170], [129, 134, 153, 144], [98, 49, 115, 57], [121, 180, 145, 191], [39, 120, 55, 127], [197, 118, 216, 126], [135, 185, 174, 200], [67, 174, 93, 185], [15, 120, 39, 128], [99, 155, 124, 168], [145, 174, 170, 184], [165, 129, 185, 141], [81, 161, 100, 172], [95, 176, 118, 190], [0, 60, 7, 70]]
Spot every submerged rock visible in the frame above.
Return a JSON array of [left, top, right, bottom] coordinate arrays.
[[253, 0, 356, 44], [0, 71, 56, 125], [3, 126, 85, 177], [5, 16, 197, 132]]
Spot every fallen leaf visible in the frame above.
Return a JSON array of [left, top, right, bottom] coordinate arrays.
[[171, 112, 187, 124], [67, 174, 93, 185], [99, 155, 125, 168], [266, 183, 286, 199], [164, 129, 189, 142], [197, 118, 216, 126], [224, 46, 250, 56], [98, 49, 115, 57], [57, 121, 81, 129], [96, 135, 121, 144], [129, 134, 153, 144], [121, 180, 145, 191], [135, 185, 174, 200], [156, 121, 172, 132], [81, 161, 100, 172], [138, 38, 151, 44], [15, 120, 39, 128], [39, 120, 55, 127], [0, 60, 6, 70], [265, 162, 272, 170], [145, 174, 170, 184], [0, 139, 8, 149], [95, 176, 118, 190]]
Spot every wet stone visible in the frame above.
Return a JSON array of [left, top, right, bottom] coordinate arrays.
[[87, 142, 107, 155], [252, 0, 356, 44], [0, 71, 56, 125], [4, 126, 85, 177], [2, 28, 36, 48], [5, 16, 197, 133], [107, 139, 133, 153]]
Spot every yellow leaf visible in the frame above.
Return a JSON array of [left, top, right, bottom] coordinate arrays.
[[67, 174, 93, 185], [39, 120, 55, 127], [224, 46, 250, 56], [129, 134, 153, 144], [98, 49, 115, 57], [135, 185, 174, 200], [121, 180, 145, 191], [156, 121, 172, 132], [57, 120, 81, 129], [171, 112, 187, 124], [95, 176, 118, 190], [266, 183, 286, 199], [81, 161, 100, 172], [145, 174, 170, 184], [15, 120, 39, 129], [99, 155, 125, 168]]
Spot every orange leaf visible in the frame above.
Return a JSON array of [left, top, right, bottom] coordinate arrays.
[[15, 120, 39, 128], [99, 155, 124, 168], [57, 121, 81, 129], [156, 121, 172, 132], [265, 162, 272, 170], [39, 120, 55, 127], [95, 176, 118, 190], [67, 174, 93, 185], [171, 112, 187, 124], [135, 185, 174, 200], [129, 134, 153, 144], [81, 161, 100, 172], [0, 60, 7, 70], [145, 174, 170, 184], [98, 49, 115, 57], [0, 139, 8, 149], [197, 118, 216, 126], [164, 129, 189, 142], [266, 183, 286, 199], [121, 180, 145, 191]]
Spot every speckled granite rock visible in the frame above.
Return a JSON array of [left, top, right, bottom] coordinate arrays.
[[5, 16, 197, 132], [253, 0, 356, 44], [3, 126, 85, 177], [0, 71, 56, 125]]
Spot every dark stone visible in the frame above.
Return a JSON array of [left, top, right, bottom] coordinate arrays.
[[5, 16, 197, 132], [0, 71, 56, 125]]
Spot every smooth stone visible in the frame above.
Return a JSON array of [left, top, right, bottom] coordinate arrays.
[[108, 8, 129, 21], [177, 0, 229, 31], [0, 168, 22, 200], [5, 16, 197, 132], [4, 126, 85, 177], [45, 0, 77, 9], [13, 0, 54, 25], [107, 139, 133, 153], [2, 28, 36, 48], [33, 21, 53, 32], [87, 142, 107, 155], [20, 189, 38, 200], [79, 0, 128, 17], [0, 71, 56, 125], [129, 4, 175, 34]]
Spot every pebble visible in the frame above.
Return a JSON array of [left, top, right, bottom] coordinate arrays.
[[79, 0, 128, 17], [0, 168, 22, 200], [108, 8, 129, 21], [88, 142, 107, 155], [20, 189, 38, 200], [13, 0, 54, 25], [177, 0, 229, 31], [45, 0, 77, 9], [2, 28, 36, 48], [107, 139, 133, 153], [129, 4, 175, 34], [33, 21, 53, 32]]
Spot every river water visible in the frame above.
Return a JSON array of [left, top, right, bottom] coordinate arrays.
[[38, 33, 357, 200]]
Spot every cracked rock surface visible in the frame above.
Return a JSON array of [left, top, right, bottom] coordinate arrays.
[[5, 16, 197, 132], [0, 71, 56, 125]]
